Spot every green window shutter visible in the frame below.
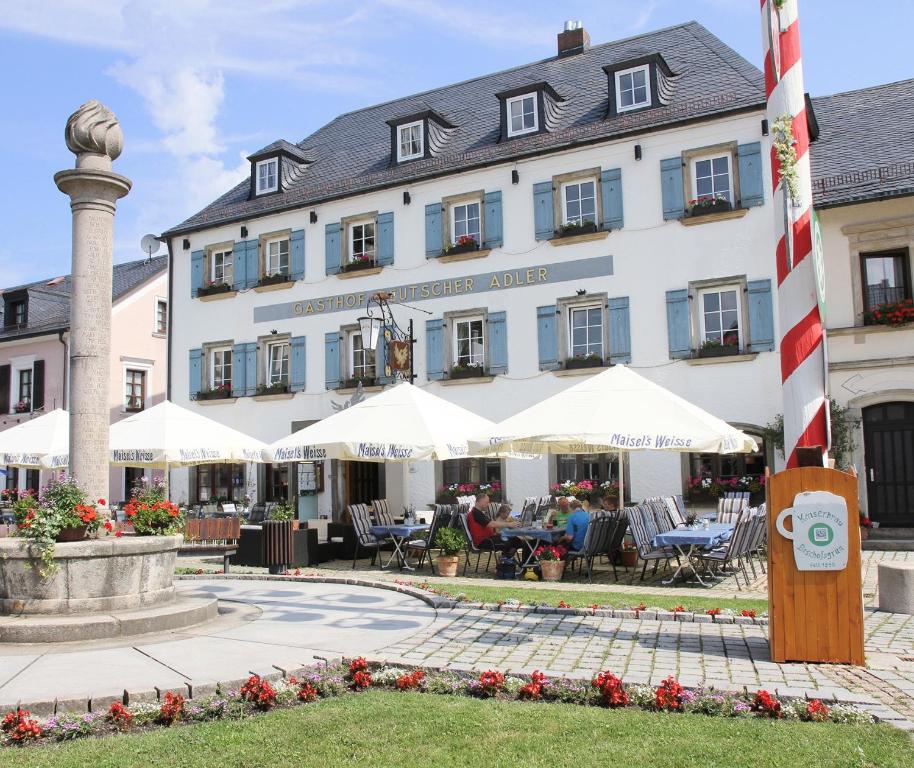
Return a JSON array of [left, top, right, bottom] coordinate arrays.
[[533, 181, 554, 240], [290, 336, 306, 391], [325, 222, 341, 275], [660, 157, 685, 220], [537, 305, 559, 370], [665, 289, 692, 359], [324, 332, 341, 390], [189, 348, 202, 398], [191, 250, 205, 298], [607, 297, 631, 364], [231, 343, 246, 397], [425, 203, 443, 257], [487, 311, 507, 374], [484, 190, 503, 248], [425, 319, 445, 381], [290, 229, 305, 280], [377, 212, 395, 266], [600, 168, 624, 230], [747, 279, 775, 352], [738, 142, 764, 208]]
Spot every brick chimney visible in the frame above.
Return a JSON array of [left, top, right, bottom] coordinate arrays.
[[557, 20, 590, 58]]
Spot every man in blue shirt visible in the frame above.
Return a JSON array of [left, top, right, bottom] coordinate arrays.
[[562, 498, 590, 552]]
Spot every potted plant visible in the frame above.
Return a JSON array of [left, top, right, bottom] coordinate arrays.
[[196, 384, 233, 401], [258, 272, 291, 287], [123, 477, 184, 535], [256, 382, 290, 395], [433, 527, 465, 577], [271, 501, 298, 529], [341, 253, 375, 273], [197, 281, 233, 297], [697, 339, 740, 358], [449, 361, 486, 379], [556, 220, 598, 237], [443, 234, 480, 256], [11, 477, 103, 576], [564, 353, 603, 370], [535, 545, 565, 582], [687, 195, 732, 217], [859, 514, 872, 541]]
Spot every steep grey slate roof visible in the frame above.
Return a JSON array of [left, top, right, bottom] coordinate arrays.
[[164, 21, 765, 236], [811, 79, 914, 208], [0, 255, 168, 340]]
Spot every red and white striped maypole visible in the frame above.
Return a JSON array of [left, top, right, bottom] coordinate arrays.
[[760, 0, 829, 467]]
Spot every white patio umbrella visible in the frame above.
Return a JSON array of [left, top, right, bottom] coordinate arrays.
[[0, 408, 70, 469], [265, 381, 499, 463], [467, 366, 758, 502]]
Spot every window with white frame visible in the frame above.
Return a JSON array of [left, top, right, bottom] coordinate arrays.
[[453, 316, 485, 368], [397, 120, 424, 161], [451, 201, 481, 245], [507, 93, 537, 136], [266, 341, 290, 387], [124, 368, 146, 411], [155, 299, 167, 335], [699, 286, 741, 348], [349, 331, 376, 380], [568, 305, 603, 360], [615, 65, 651, 112], [211, 347, 232, 391], [265, 237, 290, 276], [211, 248, 233, 285], [255, 158, 278, 194], [692, 154, 732, 203], [349, 220, 376, 263], [562, 180, 597, 226]]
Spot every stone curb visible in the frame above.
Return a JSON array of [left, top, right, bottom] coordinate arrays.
[[173, 573, 769, 626]]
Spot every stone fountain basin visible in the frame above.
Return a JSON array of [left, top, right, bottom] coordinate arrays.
[[0, 534, 183, 615]]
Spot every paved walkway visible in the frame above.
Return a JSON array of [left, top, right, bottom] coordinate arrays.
[[0, 576, 912, 731]]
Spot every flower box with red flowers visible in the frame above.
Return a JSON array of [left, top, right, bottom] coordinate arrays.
[[563, 353, 603, 370], [442, 234, 480, 256], [196, 281, 233, 297], [257, 272, 291, 287], [864, 297, 914, 327], [449, 362, 487, 379], [195, 384, 233, 401], [556, 220, 598, 237], [697, 338, 741, 358], [340, 253, 376, 273], [687, 195, 732, 217]]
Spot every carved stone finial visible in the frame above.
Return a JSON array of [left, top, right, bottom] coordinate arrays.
[[64, 100, 124, 166]]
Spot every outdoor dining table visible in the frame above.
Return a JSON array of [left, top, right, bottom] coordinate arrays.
[[370, 523, 430, 571], [652, 523, 734, 586], [502, 526, 566, 569]]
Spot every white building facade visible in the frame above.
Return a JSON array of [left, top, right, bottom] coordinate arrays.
[[163, 22, 782, 517]]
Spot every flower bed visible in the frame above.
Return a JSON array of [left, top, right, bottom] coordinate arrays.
[[0, 662, 876, 749]]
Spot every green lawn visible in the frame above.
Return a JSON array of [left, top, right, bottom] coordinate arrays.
[[426, 581, 770, 614], [3, 691, 908, 768]]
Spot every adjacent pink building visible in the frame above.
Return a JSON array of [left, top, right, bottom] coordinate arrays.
[[0, 255, 168, 502]]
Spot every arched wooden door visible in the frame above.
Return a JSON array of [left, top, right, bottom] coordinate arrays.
[[863, 402, 914, 526]]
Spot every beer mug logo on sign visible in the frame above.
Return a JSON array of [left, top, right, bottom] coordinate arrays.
[[775, 491, 849, 571]]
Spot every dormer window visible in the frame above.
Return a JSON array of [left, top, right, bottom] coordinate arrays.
[[397, 120, 424, 162], [255, 158, 278, 195], [507, 93, 538, 136], [615, 65, 651, 112], [3, 292, 27, 328]]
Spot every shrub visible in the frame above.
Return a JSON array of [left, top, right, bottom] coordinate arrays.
[[433, 527, 465, 557]]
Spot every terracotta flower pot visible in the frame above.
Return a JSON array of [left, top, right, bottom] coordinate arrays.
[[435, 555, 460, 578], [56, 525, 88, 543], [539, 559, 565, 582], [620, 549, 638, 568]]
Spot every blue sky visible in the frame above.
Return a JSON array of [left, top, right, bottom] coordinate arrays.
[[1, 0, 911, 287]]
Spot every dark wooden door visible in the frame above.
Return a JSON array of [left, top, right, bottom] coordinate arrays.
[[863, 402, 914, 526], [346, 461, 381, 506]]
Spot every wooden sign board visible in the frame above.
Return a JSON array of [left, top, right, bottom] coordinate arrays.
[[767, 467, 865, 665]]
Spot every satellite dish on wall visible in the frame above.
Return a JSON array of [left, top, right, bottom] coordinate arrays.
[[140, 234, 161, 261]]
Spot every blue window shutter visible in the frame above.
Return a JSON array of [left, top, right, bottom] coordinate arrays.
[[665, 289, 692, 359], [377, 212, 395, 266], [191, 250, 205, 298], [325, 222, 341, 275], [607, 297, 631, 364], [537, 305, 559, 370], [747, 279, 775, 352], [324, 332, 340, 390], [231, 343, 246, 397], [244, 343, 258, 396], [232, 241, 246, 291], [290, 229, 305, 280], [189, 348, 202, 397], [484, 191, 503, 248], [426, 319, 445, 381], [425, 203, 443, 257], [738, 142, 764, 208], [660, 157, 685, 220], [290, 335, 306, 391], [377, 325, 395, 385], [533, 181, 554, 241], [487, 311, 507, 374], [245, 240, 259, 288], [600, 168, 624, 230]]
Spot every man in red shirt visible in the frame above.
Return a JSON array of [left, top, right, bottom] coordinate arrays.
[[466, 493, 522, 555]]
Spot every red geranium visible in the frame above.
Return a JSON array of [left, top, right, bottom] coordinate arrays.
[[476, 670, 505, 697], [395, 669, 426, 690], [592, 671, 629, 707], [297, 682, 318, 702], [654, 677, 684, 711], [1, 707, 42, 743], [159, 691, 185, 724], [349, 657, 368, 674], [752, 689, 782, 718], [706, 608, 721, 616], [107, 701, 132, 729], [351, 670, 372, 689], [741, 609, 757, 618], [240, 675, 277, 710], [805, 699, 830, 722], [518, 670, 547, 700]]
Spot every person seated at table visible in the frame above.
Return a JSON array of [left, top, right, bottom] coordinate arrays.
[[467, 493, 522, 556], [601, 493, 619, 513], [495, 503, 513, 521], [560, 500, 590, 553]]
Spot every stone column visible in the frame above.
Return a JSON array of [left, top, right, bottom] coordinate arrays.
[[55, 101, 131, 505]]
